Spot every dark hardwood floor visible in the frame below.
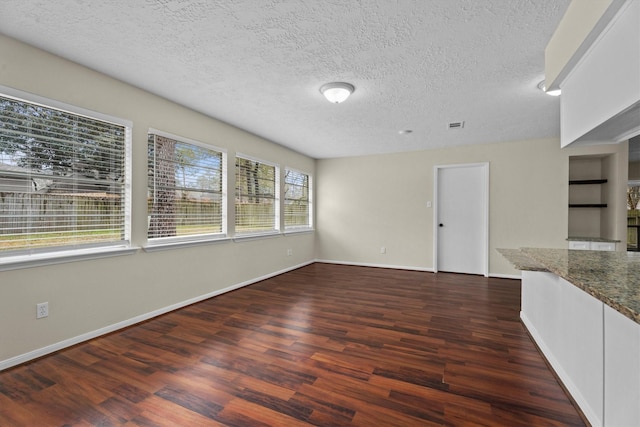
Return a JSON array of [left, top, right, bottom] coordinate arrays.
[[0, 263, 585, 426]]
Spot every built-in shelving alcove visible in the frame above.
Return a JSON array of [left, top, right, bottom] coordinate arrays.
[[568, 155, 614, 238]]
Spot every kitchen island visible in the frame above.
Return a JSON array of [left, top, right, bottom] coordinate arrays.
[[499, 248, 639, 427]]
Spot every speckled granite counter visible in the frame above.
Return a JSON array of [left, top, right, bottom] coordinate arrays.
[[499, 248, 640, 324], [496, 249, 548, 272]]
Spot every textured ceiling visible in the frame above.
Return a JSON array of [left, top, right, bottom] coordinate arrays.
[[0, 0, 570, 159]]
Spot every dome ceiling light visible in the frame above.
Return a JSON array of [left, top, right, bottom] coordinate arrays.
[[538, 80, 561, 96], [320, 82, 355, 103]]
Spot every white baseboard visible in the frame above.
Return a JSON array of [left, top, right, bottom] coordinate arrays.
[[315, 259, 435, 272], [489, 273, 521, 280], [317, 259, 521, 279], [0, 260, 314, 372]]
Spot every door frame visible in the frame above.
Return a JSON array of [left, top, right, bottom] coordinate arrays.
[[433, 162, 489, 277]]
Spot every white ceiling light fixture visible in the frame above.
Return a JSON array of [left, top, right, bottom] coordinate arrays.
[[320, 82, 355, 104], [537, 80, 561, 96]]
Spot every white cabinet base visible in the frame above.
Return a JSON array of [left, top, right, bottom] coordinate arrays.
[[521, 271, 604, 426], [604, 305, 640, 426], [522, 270, 640, 426]]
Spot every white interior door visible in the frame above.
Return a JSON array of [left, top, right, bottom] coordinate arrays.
[[434, 163, 488, 276]]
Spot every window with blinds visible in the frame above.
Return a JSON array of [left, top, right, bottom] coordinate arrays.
[[235, 156, 279, 234], [0, 94, 129, 254], [148, 132, 226, 241], [284, 168, 312, 229]]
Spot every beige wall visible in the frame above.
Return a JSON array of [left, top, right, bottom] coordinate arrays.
[[0, 33, 630, 367], [601, 148, 628, 241], [0, 35, 315, 364], [316, 138, 627, 276]]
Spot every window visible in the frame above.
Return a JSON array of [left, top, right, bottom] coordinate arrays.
[[147, 131, 225, 242], [235, 156, 279, 234], [0, 92, 130, 254], [284, 168, 312, 229]]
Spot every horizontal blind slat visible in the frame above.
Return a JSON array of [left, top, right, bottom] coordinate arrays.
[[147, 133, 225, 240], [0, 94, 128, 253], [235, 156, 277, 233], [284, 169, 310, 228]]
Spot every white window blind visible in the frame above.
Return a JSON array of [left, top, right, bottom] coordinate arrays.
[[284, 168, 312, 229], [235, 156, 279, 234], [148, 133, 225, 241], [0, 94, 129, 254]]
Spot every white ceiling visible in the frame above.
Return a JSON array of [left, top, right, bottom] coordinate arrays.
[[0, 0, 570, 159]]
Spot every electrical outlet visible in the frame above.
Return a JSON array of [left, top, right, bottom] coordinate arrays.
[[287, 249, 293, 256], [380, 246, 386, 254], [36, 302, 49, 319]]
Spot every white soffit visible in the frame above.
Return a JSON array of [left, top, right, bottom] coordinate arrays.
[[0, 0, 570, 159]]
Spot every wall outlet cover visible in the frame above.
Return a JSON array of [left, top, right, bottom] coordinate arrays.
[[36, 302, 49, 319]]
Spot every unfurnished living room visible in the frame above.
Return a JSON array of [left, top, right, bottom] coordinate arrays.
[[1, 1, 639, 426]]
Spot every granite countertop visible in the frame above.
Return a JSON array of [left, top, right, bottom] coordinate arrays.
[[496, 249, 548, 271], [498, 248, 640, 325]]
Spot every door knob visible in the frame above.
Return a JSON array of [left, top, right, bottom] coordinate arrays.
[[439, 223, 443, 227]]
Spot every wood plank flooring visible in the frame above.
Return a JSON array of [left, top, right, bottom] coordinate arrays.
[[0, 263, 585, 426]]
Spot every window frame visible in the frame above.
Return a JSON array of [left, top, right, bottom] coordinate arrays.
[[234, 153, 280, 238], [145, 128, 228, 250], [0, 86, 134, 271], [283, 167, 313, 232]]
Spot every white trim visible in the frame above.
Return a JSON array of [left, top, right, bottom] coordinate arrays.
[[0, 246, 138, 272], [123, 125, 133, 243], [148, 128, 227, 154], [433, 162, 490, 277], [0, 85, 132, 128], [284, 166, 312, 178], [221, 150, 228, 235], [143, 236, 231, 252], [433, 166, 439, 273], [315, 259, 435, 272], [283, 228, 314, 236], [232, 231, 282, 242], [316, 259, 517, 277], [275, 163, 281, 232], [235, 152, 279, 168], [490, 273, 521, 280], [145, 229, 311, 245], [0, 260, 314, 372]]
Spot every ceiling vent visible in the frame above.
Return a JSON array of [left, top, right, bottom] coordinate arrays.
[[448, 121, 465, 129]]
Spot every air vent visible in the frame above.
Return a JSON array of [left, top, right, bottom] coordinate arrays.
[[448, 121, 465, 129]]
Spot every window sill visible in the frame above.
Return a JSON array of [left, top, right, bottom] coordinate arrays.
[[143, 236, 231, 252], [284, 228, 315, 235], [233, 231, 282, 242], [0, 245, 139, 272]]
